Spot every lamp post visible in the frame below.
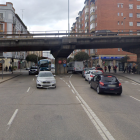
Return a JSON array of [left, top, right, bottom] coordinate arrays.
[[123, 17, 126, 32], [68, 0, 70, 36]]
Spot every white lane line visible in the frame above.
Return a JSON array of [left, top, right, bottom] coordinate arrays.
[[66, 82, 68, 85], [7, 109, 18, 130], [130, 96, 140, 102], [70, 74, 73, 78], [71, 89, 75, 94], [68, 85, 70, 88], [76, 96, 81, 103], [125, 81, 128, 83], [69, 80, 115, 140], [131, 83, 138, 85], [27, 87, 30, 92], [33, 78, 34, 81]]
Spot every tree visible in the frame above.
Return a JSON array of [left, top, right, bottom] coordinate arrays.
[[74, 52, 89, 61], [26, 54, 38, 63], [67, 57, 74, 63], [120, 55, 130, 63]]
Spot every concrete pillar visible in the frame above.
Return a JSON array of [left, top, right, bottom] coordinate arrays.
[[55, 57, 67, 75], [137, 54, 140, 74]]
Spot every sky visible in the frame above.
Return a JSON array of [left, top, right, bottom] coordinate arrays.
[[1, 0, 84, 32]]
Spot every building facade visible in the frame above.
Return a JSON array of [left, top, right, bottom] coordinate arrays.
[[0, 2, 28, 70], [70, 0, 140, 71]]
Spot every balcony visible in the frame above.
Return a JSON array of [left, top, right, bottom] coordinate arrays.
[[90, 15, 95, 23], [90, 23, 95, 33], [85, 16, 89, 22], [85, 8, 89, 15]]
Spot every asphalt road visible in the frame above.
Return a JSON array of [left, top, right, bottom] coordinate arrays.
[[0, 71, 140, 140]]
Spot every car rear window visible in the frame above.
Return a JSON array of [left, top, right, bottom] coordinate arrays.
[[102, 76, 117, 82], [91, 71, 102, 75], [97, 68, 103, 70], [31, 66, 38, 69]]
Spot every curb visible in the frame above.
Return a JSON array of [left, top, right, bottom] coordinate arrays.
[[0, 74, 22, 84]]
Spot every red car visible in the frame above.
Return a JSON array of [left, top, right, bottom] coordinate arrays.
[[95, 67, 104, 73]]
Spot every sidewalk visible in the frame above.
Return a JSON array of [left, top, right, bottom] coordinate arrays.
[[0, 69, 26, 83], [105, 71, 140, 84]]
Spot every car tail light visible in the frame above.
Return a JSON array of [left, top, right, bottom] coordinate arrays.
[[119, 83, 121, 87], [99, 82, 104, 86], [90, 75, 94, 77], [108, 76, 112, 77], [84, 71, 85, 74]]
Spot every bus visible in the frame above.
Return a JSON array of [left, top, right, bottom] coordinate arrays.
[[38, 59, 51, 71]]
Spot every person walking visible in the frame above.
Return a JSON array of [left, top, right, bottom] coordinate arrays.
[[123, 66, 127, 73], [128, 66, 131, 74], [104, 66, 107, 72], [5, 66, 8, 72], [114, 65, 117, 73], [9, 66, 11, 72], [108, 65, 111, 73]]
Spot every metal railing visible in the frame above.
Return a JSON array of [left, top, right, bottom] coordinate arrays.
[[0, 30, 140, 39]]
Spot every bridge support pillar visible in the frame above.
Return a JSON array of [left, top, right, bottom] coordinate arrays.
[[55, 57, 67, 75]]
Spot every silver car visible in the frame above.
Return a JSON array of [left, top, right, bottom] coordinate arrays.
[[36, 71, 56, 88]]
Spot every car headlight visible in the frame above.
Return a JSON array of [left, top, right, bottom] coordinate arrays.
[[37, 80, 41, 83], [51, 80, 56, 83]]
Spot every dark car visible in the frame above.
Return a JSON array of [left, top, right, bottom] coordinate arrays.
[[90, 74, 122, 95], [95, 30, 118, 36], [29, 66, 39, 75], [95, 67, 104, 73]]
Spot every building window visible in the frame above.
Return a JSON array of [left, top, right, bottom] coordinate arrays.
[[118, 21, 119, 25], [129, 4, 133, 9], [0, 24, 3, 31], [121, 21, 123, 25], [129, 30, 133, 35], [121, 4, 123, 8], [129, 13, 133, 17], [137, 5, 140, 9], [118, 13, 120, 16], [137, 30, 140, 35], [137, 22, 140, 26], [0, 13, 3, 20], [121, 13, 123, 16], [118, 48, 120, 51], [118, 4, 119, 8], [137, 13, 140, 18], [129, 22, 133, 26]]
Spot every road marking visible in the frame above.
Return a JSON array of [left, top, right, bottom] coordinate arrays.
[[68, 85, 70, 88], [7, 109, 18, 130], [63, 80, 65, 82], [27, 87, 30, 92], [119, 79, 122, 80], [125, 81, 128, 83], [130, 96, 140, 102], [131, 83, 138, 85], [33, 78, 34, 81], [66, 82, 68, 85], [71, 89, 75, 94], [70, 74, 73, 78], [76, 96, 81, 103], [69, 80, 115, 140]]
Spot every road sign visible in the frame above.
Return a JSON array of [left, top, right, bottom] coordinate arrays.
[[63, 64, 66, 67], [63, 60, 66, 64], [58, 60, 62, 64]]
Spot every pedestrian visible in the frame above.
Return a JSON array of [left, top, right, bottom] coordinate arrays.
[[128, 66, 131, 74], [5, 66, 8, 72], [126, 66, 129, 73], [9, 66, 11, 72], [104, 66, 107, 72], [114, 65, 117, 73], [123, 66, 127, 73], [132, 66, 136, 74], [108, 65, 111, 72]]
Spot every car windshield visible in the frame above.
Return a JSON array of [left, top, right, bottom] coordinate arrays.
[[38, 72, 53, 77], [31, 66, 38, 69], [102, 76, 117, 82]]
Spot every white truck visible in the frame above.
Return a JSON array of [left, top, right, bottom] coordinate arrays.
[[67, 61, 84, 74]]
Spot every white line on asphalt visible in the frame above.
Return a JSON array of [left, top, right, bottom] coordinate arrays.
[[63, 80, 65, 82], [69, 80, 115, 140], [131, 83, 138, 85], [71, 89, 75, 94], [76, 96, 81, 103], [66, 82, 68, 85], [33, 78, 34, 81], [70, 74, 73, 78], [7, 109, 18, 130], [130, 96, 140, 102], [27, 87, 30, 92], [119, 79, 122, 80], [68, 85, 70, 88], [125, 81, 129, 83]]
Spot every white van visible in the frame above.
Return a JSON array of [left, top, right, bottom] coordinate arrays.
[[67, 61, 84, 74]]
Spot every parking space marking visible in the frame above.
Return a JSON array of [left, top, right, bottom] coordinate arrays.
[[69, 80, 115, 140], [27, 87, 30, 92], [131, 83, 138, 85], [68, 85, 70, 88], [130, 96, 140, 102], [76, 96, 81, 103], [7, 109, 18, 131]]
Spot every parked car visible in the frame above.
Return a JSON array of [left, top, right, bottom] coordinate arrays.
[[95, 67, 104, 73], [95, 30, 118, 36], [36, 71, 56, 88], [90, 74, 122, 95], [29, 66, 39, 75], [85, 70, 95, 81], [88, 70, 103, 83], [82, 68, 93, 77]]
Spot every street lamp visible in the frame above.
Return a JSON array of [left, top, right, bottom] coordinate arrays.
[[123, 17, 126, 32], [68, 0, 70, 36]]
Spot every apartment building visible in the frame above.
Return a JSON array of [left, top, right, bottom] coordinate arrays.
[[71, 0, 140, 71], [0, 2, 28, 70]]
